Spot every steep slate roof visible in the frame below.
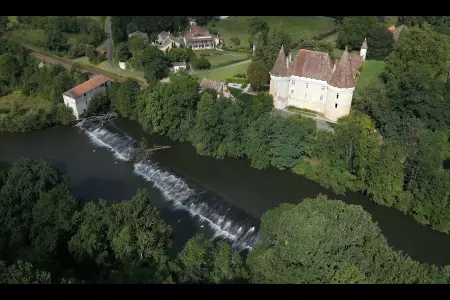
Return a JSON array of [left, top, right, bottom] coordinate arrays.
[[270, 45, 289, 77], [361, 38, 368, 49], [291, 49, 334, 81], [200, 78, 224, 93], [393, 25, 408, 42], [63, 75, 111, 99], [330, 47, 358, 89], [349, 54, 362, 77]]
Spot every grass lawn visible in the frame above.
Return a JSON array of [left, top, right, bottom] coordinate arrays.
[[197, 62, 251, 82], [355, 60, 386, 90], [214, 16, 335, 48], [196, 50, 250, 68], [0, 93, 47, 112]]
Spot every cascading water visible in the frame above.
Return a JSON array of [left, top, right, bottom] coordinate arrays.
[[82, 123, 260, 251]]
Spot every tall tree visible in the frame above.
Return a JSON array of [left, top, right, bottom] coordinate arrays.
[[246, 61, 268, 91], [336, 16, 377, 51]]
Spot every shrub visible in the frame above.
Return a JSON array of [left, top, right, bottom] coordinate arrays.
[[225, 77, 248, 85]]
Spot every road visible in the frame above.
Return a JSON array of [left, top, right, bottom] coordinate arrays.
[[105, 16, 145, 78]]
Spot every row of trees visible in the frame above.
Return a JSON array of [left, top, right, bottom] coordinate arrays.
[[1, 158, 449, 284]]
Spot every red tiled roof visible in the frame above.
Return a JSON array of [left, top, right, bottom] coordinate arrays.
[[184, 25, 213, 41], [291, 49, 334, 81], [270, 45, 288, 77], [63, 75, 111, 99], [330, 48, 360, 89], [388, 25, 396, 32]]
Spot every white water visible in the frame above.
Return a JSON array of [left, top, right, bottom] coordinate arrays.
[[83, 125, 260, 251]]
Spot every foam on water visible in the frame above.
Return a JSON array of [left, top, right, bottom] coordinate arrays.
[[81, 124, 260, 251]]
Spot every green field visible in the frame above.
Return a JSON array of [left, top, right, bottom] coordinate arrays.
[[355, 60, 386, 89], [6, 29, 94, 46], [196, 50, 250, 68], [198, 62, 251, 81], [214, 16, 335, 48]]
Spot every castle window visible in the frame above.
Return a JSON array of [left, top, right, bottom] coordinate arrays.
[[291, 89, 294, 94], [306, 83, 308, 88], [321, 86, 326, 91], [304, 93, 307, 98], [336, 93, 339, 99], [335, 103, 338, 108], [291, 80, 295, 85], [320, 95, 323, 101]]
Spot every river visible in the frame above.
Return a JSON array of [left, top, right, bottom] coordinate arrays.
[[1, 118, 450, 265]]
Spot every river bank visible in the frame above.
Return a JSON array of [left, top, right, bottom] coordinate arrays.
[[1, 119, 450, 265]]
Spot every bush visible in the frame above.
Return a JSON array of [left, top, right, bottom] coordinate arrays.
[[230, 37, 241, 46], [233, 73, 246, 78], [222, 45, 253, 54], [191, 56, 211, 70]]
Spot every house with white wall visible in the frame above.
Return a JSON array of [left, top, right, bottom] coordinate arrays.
[[62, 75, 112, 120], [269, 40, 366, 122]]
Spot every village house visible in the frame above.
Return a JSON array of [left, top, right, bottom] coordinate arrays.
[[184, 24, 220, 50], [62, 75, 112, 120], [155, 31, 183, 52], [199, 78, 232, 98], [172, 61, 187, 72], [269, 40, 367, 122]]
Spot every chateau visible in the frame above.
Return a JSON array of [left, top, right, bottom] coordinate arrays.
[[269, 39, 367, 121]]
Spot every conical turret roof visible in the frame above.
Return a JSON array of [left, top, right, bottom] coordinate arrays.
[[361, 38, 368, 49], [270, 45, 288, 77], [330, 47, 356, 88]]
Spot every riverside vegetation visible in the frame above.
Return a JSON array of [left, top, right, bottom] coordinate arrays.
[[1, 17, 450, 284], [2, 158, 450, 283]]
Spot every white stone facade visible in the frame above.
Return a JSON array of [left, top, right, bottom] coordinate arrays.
[[270, 75, 354, 121]]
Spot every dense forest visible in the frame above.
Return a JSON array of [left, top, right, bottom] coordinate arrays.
[[1, 158, 450, 283]]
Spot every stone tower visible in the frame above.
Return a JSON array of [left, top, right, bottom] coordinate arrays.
[[360, 38, 368, 61]]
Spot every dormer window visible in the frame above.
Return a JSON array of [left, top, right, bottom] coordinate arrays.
[[336, 93, 339, 99]]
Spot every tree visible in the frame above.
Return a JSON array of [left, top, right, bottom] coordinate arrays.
[[264, 26, 291, 68], [113, 79, 141, 119], [138, 73, 199, 141], [247, 195, 431, 284], [86, 92, 110, 116], [43, 26, 68, 52], [246, 61, 268, 91], [336, 16, 378, 51], [384, 23, 450, 81], [366, 141, 405, 207], [0, 16, 8, 37], [0, 158, 67, 253], [118, 44, 132, 62], [248, 17, 269, 46], [30, 184, 78, 264], [167, 47, 188, 62], [191, 56, 211, 70], [244, 116, 274, 169], [366, 24, 395, 60], [175, 234, 246, 284], [270, 116, 316, 170], [0, 260, 51, 284], [190, 91, 226, 157]]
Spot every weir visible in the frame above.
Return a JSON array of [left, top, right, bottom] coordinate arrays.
[[82, 123, 260, 251]]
